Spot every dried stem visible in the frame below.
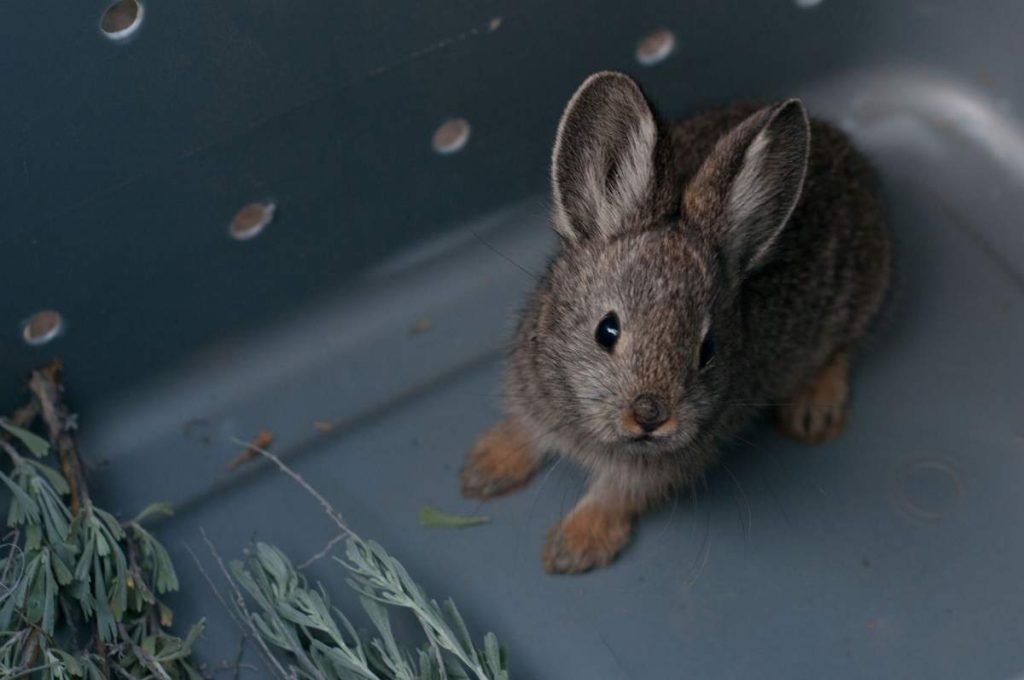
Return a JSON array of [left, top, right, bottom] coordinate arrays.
[[197, 529, 293, 680], [1, 439, 25, 466], [0, 528, 21, 598], [8, 662, 51, 680], [27, 360, 90, 512], [95, 636, 112, 679], [296, 531, 347, 570], [117, 622, 172, 680], [21, 631, 41, 670], [23, 360, 112, 676], [227, 437, 354, 539]]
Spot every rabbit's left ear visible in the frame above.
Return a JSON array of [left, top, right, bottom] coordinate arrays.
[[551, 72, 659, 243], [684, 100, 810, 276]]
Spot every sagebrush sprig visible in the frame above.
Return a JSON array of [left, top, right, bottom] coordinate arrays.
[[343, 539, 507, 680], [206, 438, 509, 680]]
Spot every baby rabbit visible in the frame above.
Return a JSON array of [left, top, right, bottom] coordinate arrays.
[[460, 72, 890, 574]]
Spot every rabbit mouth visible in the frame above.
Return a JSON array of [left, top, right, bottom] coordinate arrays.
[[627, 431, 676, 445], [616, 432, 684, 457]]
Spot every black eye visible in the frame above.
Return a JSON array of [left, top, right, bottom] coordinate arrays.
[[698, 328, 716, 369], [595, 312, 620, 352]]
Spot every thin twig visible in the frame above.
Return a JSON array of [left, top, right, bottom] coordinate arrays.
[[204, 656, 259, 677], [1, 439, 25, 466], [117, 622, 172, 680], [183, 542, 240, 630], [8, 662, 51, 680], [198, 529, 293, 680], [0, 528, 22, 600], [296, 532, 347, 570], [227, 438, 354, 539], [185, 540, 266, 680], [20, 628, 41, 671], [109, 661, 142, 680], [231, 635, 249, 680], [185, 537, 265, 680], [7, 615, 59, 669]]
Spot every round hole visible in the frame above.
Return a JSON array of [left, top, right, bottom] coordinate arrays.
[[100, 0, 144, 40], [230, 202, 276, 241], [794, 0, 824, 8], [432, 118, 471, 155], [635, 29, 676, 66], [895, 459, 963, 522], [22, 310, 64, 346]]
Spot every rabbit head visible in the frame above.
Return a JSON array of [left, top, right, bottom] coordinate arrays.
[[532, 72, 810, 458]]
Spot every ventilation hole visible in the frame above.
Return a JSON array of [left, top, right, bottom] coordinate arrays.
[[230, 202, 276, 241], [895, 459, 963, 522], [432, 118, 471, 155], [794, 0, 824, 7], [22, 310, 64, 346], [100, 0, 144, 40], [635, 29, 675, 66]]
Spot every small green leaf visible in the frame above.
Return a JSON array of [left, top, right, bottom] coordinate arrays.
[[443, 598, 478, 662], [183, 618, 205, 646], [52, 649, 84, 676], [132, 501, 174, 524], [82, 658, 107, 680], [483, 632, 507, 675], [1, 419, 50, 457], [418, 506, 489, 529], [51, 550, 75, 585], [94, 528, 110, 557], [23, 458, 70, 496], [0, 469, 40, 524]]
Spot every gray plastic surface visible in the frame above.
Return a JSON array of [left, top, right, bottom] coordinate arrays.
[[3, 1, 1023, 678]]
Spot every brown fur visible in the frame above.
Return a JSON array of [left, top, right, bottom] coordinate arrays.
[[543, 500, 633, 574], [461, 72, 891, 573], [460, 418, 542, 499], [777, 352, 850, 443]]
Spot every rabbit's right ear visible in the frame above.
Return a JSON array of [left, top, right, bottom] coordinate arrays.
[[551, 72, 659, 243]]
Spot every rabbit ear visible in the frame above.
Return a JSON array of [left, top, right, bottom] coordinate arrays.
[[551, 72, 659, 243], [684, 100, 810, 275]]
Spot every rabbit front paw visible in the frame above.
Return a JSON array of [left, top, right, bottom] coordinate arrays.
[[542, 503, 632, 574], [460, 419, 540, 499], [777, 353, 850, 444]]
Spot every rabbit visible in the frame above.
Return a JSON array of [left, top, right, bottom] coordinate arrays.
[[460, 72, 890, 574]]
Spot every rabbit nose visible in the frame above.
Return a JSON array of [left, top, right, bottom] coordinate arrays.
[[631, 393, 669, 433]]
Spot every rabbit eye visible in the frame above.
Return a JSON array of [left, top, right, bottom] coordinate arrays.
[[595, 312, 620, 352], [699, 327, 716, 369]]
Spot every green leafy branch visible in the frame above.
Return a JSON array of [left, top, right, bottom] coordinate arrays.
[[193, 438, 509, 680], [0, 361, 203, 679]]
